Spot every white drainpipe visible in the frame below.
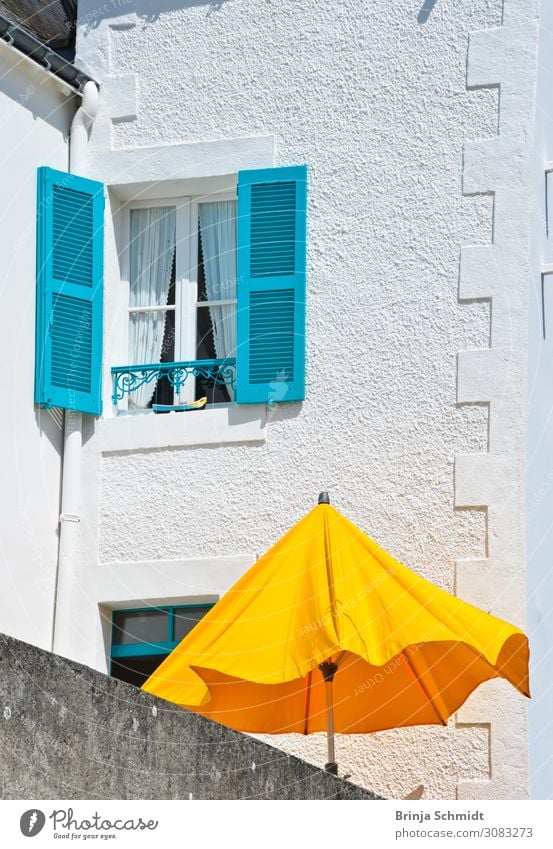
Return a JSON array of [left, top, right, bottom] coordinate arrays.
[[52, 81, 99, 656]]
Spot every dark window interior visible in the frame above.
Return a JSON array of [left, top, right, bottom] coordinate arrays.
[[111, 655, 167, 689], [149, 237, 231, 409], [196, 227, 231, 404]]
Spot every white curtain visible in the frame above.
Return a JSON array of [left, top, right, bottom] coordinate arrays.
[[199, 201, 237, 398], [128, 207, 176, 408]]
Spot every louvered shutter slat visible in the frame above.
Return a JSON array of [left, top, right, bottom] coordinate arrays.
[[236, 165, 307, 404], [35, 167, 104, 415]]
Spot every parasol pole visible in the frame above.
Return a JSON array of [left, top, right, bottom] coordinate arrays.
[[319, 659, 338, 774], [317, 491, 340, 775], [317, 492, 339, 775]]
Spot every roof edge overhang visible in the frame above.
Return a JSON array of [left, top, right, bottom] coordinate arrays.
[[0, 14, 96, 94]]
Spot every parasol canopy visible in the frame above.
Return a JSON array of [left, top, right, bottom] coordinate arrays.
[[142, 495, 529, 771]]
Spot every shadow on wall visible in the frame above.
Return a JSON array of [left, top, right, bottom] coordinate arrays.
[[34, 407, 64, 455], [418, 0, 438, 23], [403, 784, 424, 800], [81, 0, 439, 30], [79, 0, 238, 29]]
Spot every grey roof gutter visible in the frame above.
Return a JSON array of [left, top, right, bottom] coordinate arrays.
[[0, 14, 95, 93]]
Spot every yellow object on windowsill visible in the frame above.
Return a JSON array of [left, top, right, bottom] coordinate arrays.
[[152, 397, 208, 413]]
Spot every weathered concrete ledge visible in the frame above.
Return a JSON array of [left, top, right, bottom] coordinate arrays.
[[0, 633, 380, 799]]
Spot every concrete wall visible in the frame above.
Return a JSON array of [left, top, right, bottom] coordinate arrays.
[[0, 633, 378, 799], [527, 0, 553, 802], [0, 43, 76, 650], [71, 0, 537, 799]]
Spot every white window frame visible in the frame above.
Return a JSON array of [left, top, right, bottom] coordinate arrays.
[[119, 190, 237, 410]]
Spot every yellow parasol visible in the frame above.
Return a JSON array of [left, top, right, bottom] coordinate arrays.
[[143, 493, 529, 774]]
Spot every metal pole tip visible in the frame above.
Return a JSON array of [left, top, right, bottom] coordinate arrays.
[[318, 492, 330, 505]]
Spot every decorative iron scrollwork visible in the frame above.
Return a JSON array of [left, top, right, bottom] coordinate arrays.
[[111, 359, 237, 405]]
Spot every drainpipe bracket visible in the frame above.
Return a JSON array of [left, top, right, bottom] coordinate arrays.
[[59, 513, 80, 524]]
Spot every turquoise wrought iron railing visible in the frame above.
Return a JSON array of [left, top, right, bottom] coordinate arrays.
[[111, 359, 236, 405]]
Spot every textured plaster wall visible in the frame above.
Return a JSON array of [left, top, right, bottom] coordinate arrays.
[[454, 1, 538, 800], [0, 45, 74, 650], [527, 0, 553, 801], [74, 0, 536, 799]]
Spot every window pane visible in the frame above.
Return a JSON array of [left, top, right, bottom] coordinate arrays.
[[167, 253, 176, 306], [195, 236, 233, 403], [197, 200, 237, 302], [128, 223, 176, 408], [197, 236, 210, 304], [112, 610, 169, 645], [148, 285, 176, 407], [129, 207, 176, 307], [173, 606, 211, 642], [129, 311, 171, 365], [196, 308, 232, 403], [196, 284, 216, 361]]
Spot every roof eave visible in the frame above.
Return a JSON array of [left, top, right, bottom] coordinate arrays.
[[0, 14, 95, 94]]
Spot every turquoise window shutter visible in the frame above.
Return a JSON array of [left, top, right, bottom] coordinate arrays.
[[236, 165, 307, 404], [35, 166, 104, 416]]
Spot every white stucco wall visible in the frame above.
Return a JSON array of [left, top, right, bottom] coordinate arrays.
[[527, 0, 553, 802], [0, 43, 76, 650], [73, 0, 537, 799]]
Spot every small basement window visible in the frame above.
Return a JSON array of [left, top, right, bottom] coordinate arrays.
[[110, 603, 214, 687]]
